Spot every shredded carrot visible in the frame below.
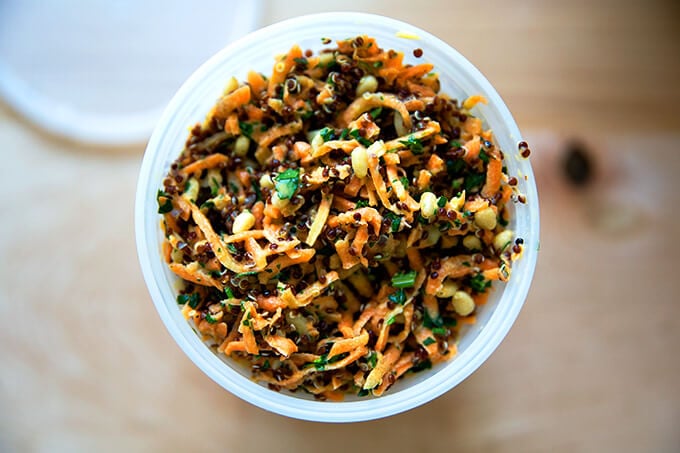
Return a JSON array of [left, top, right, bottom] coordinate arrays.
[[268, 44, 303, 96], [181, 153, 228, 176], [214, 85, 251, 119], [482, 158, 502, 198]]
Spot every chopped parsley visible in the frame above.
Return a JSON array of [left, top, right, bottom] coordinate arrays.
[[312, 354, 328, 371], [384, 212, 401, 233], [410, 359, 432, 373], [252, 179, 262, 202], [447, 159, 466, 175], [464, 173, 486, 191], [470, 273, 491, 293], [224, 287, 235, 299], [399, 176, 409, 187], [399, 135, 424, 154], [388, 288, 407, 305], [262, 359, 270, 370], [238, 121, 254, 138], [293, 57, 308, 68], [367, 352, 378, 368], [177, 293, 200, 309], [357, 388, 370, 397], [391, 270, 416, 288], [432, 327, 448, 336], [423, 309, 444, 329], [339, 128, 349, 140], [235, 271, 258, 278], [226, 243, 238, 254], [319, 127, 335, 142], [205, 313, 218, 324], [369, 107, 383, 119], [355, 200, 369, 208], [437, 196, 447, 208], [156, 190, 173, 214], [479, 148, 490, 164], [274, 168, 300, 200], [210, 177, 220, 196], [386, 315, 397, 326], [423, 337, 436, 346], [349, 129, 372, 147]]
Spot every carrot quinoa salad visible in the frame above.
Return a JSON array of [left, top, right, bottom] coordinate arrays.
[[157, 36, 527, 399]]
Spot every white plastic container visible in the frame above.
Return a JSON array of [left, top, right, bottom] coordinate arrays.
[[135, 12, 539, 422]]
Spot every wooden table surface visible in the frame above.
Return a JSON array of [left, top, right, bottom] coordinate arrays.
[[1, 1, 679, 451]]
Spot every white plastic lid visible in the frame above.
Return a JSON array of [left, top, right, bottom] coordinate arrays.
[[0, 0, 261, 145]]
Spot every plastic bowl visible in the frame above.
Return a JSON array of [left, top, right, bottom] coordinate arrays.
[[135, 12, 539, 422]]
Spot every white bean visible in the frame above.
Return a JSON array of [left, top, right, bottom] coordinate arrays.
[[351, 146, 369, 178], [234, 135, 250, 157], [452, 291, 475, 316], [494, 229, 514, 252], [419, 192, 437, 218], [462, 235, 482, 251], [356, 75, 378, 96], [475, 206, 497, 230], [232, 211, 255, 234]]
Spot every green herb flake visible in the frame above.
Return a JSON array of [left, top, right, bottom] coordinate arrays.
[[319, 127, 335, 142], [224, 287, 235, 299], [357, 388, 370, 397], [400, 177, 409, 187], [373, 61, 383, 68], [384, 212, 401, 233], [391, 270, 417, 288], [443, 317, 458, 327], [437, 196, 447, 208], [470, 273, 492, 293], [432, 327, 448, 336], [447, 159, 465, 175], [156, 190, 173, 214], [238, 121, 254, 138], [464, 173, 486, 191], [313, 354, 328, 371], [410, 359, 432, 373], [369, 107, 383, 119], [423, 337, 436, 346], [355, 200, 369, 208], [423, 310, 444, 329], [386, 316, 396, 326], [293, 57, 308, 68], [350, 129, 371, 147], [399, 135, 424, 154], [367, 352, 378, 369], [200, 200, 215, 210], [205, 313, 218, 324], [262, 360, 270, 370], [252, 179, 262, 202], [274, 168, 300, 200], [388, 288, 406, 305], [210, 177, 220, 196], [177, 293, 200, 309], [479, 148, 490, 164], [235, 271, 258, 278]]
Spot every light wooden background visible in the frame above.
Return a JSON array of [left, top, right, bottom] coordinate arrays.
[[1, 1, 679, 451]]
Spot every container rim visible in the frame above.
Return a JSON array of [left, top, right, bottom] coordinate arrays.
[[135, 11, 539, 423]]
